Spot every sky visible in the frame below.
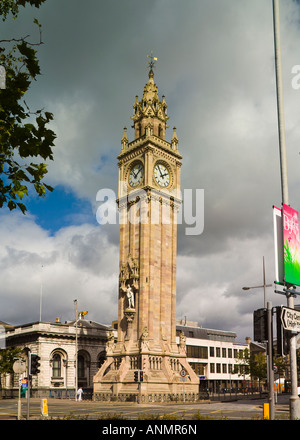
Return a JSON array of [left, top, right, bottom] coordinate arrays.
[[1, 0, 300, 342]]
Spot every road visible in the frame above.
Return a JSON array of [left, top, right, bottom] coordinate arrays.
[[0, 394, 290, 421]]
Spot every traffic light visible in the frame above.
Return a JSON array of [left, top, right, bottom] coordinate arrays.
[[134, 370, 144, 382], [253, 308, 268, 342], [275, 306, 289, 356], [30, 354, 41, 375]]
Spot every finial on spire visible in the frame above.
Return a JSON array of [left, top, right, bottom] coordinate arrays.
[[147, 51, 157, 75]]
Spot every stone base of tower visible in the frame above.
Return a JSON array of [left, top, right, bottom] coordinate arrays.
[[93, 342, 200, 402]]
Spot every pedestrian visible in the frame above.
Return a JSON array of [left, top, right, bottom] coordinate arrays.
[[77, 387, 83, 401]]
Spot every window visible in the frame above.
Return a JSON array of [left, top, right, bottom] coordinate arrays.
[[186, 345, 208, 359], [222, 348, 226, 358], [234, 349, 238, 358], [216, 363, 221, 373], [97, 352, 106, 369], [210, 347, 214, 357], [189, 331, 194, 338], [222, 364, 227, 374], [52, 354, 61, 378], [216, 347, 221, 357], [228, 364, 233, 374], [228, 348, 232, 358], [210, 363, 215, 373], [190, 363, 205, 375], [78, 355, 85, 379]]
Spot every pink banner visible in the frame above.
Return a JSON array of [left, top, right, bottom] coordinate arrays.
[[282, 203, 300, 286], [273, 205, 284, 284]]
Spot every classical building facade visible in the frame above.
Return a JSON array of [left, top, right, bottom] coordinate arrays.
[[0, 318, 110, 398], [93, 60, 199, 401]]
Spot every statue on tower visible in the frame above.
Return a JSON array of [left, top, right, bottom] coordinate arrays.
[[126, 284, 135, 309]]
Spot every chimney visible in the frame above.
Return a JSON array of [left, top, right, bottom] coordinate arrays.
[[56, 317, 60, 323]]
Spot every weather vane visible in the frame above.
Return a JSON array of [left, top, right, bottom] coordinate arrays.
[[147, 51, 157, 72]]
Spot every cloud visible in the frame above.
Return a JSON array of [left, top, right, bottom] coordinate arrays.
[[0, 211, 118, 326], [176, 232, 278, 340], [44, 95, 118, 200]]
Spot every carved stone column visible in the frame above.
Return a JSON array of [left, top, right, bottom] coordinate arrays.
[[124, 308, 136, 340]]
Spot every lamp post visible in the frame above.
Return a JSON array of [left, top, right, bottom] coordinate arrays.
[[243, 257, 274, 418], [242, 257, 272, 308]]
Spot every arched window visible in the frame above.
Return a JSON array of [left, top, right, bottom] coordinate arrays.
[[78, 355, 85, 379], [97, 351, 106, 369], [52, 353, 61, 377]]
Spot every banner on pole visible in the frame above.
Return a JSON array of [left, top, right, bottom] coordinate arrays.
[[282, 203, 300, 287], [273, 205, 284, 285]]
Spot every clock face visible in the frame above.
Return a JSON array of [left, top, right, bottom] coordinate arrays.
[[129, 163, 144, 187], [154, 163, 170, 187]]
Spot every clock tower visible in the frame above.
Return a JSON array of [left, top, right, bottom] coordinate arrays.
[[93, 58, 199, 400]]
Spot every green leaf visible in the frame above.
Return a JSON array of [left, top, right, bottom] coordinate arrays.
[[33, 17, 41, 27], [17, 202, 27, 214], [7, 199, 16, 210]]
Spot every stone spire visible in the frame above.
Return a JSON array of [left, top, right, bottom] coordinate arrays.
[[171, 126, 179, 151], [121, 126, 128, 150], [131, 59, 169, 140]]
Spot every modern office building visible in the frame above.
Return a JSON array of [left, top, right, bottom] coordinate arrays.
[[176, 319, 251, 393]]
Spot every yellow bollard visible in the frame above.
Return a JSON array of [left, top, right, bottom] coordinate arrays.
[[263, 403, 270, 420], [41, 398, 48, 417]]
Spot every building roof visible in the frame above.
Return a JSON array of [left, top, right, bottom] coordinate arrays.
[[2, 318, 111, 331], [176, 324, 237, 342], [66, 319, 112, 331], [0, 320, 14, 330], [2, 318, 112, 347]]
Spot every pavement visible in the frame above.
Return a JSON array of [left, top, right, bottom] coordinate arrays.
[[0, 393, 292, 421]]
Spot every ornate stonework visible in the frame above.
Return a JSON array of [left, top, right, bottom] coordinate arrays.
[[93, 63, 199, 401]]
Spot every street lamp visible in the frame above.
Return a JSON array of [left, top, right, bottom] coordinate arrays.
[[243, 257, 274, 418], [242, 257, 272, 308]]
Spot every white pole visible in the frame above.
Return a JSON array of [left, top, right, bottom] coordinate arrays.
[[74, 299, 78, 401], [39, 265, 43, 322], [267, 302, 275, 419], [263, 257, 267, 309], [272, 0, 289, 205], [18, 378, 21, 420]]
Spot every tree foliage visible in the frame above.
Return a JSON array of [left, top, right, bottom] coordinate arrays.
[[0, 347, 24, 375], [236, 348, 267, 383], [0, 0, 46, 20], [0, 0, 55, 214]]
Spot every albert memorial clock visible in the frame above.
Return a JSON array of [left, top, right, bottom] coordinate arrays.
[[93, 57, 199, 399]]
